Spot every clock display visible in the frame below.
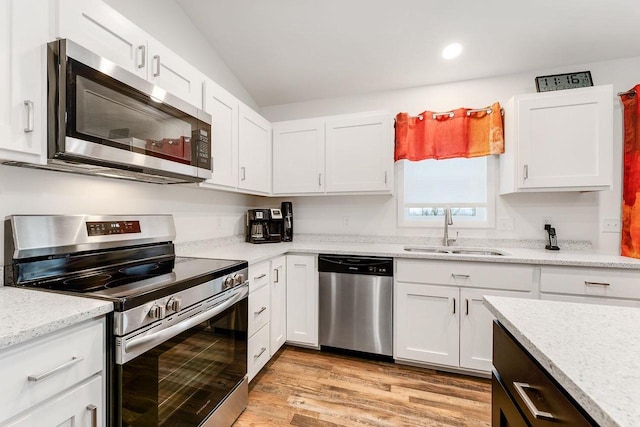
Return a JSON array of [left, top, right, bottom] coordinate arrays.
[[535, 71, 593, 92]]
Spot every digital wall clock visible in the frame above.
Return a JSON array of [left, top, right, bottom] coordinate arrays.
[[535, 71, 593, 92]]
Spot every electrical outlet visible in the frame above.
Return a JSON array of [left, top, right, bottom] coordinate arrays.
[[497, 217, 514, 231], [343, 216, 350, 229], [602, 218, 621, 233], [542, 216, 552, 229]]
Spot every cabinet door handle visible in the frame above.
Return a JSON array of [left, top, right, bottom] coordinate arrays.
[[513, 382, 555, 420], [452, 297, 456, 314], [274, 268, 279, 283], [24, 100, 34, 133], [523, 164, 529, 180], [241, 167, 246, 181], [254, 273, 266, 280], [384, 170, 388, 184], [137, 45, 146, 69], [465, 298, 469, 315], [153, 54, 161, 77], [254, 306, 267, 316], [87, 404, 98, 427], [254, 346, 267, 360], [584, 281, 610, 287], [27, 356, 84, 382], [318, 173, 322, 186]]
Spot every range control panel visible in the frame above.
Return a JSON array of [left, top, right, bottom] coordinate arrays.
[[86, 220, 142, 236]]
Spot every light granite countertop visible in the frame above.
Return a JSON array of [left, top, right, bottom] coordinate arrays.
[[0, 287, 113, 351], [484, 296, 640, 427], [177, 240, 640, 269]]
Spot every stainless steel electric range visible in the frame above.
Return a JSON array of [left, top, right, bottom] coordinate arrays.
[[4, 214, 248, 427]]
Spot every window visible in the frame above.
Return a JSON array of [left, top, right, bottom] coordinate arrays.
[[397, 156, 496, 228]]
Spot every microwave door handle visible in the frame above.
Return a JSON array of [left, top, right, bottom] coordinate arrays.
[[123, 284, 248, 357]]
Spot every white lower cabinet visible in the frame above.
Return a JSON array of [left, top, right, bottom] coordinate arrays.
[[0, 317, 106, 426], [247, 261, 270, 382], [394, 259, 534, 374], [6, 375, 102, 427], [286, 254, 318, 347], [270, 256, 287, 355], [247, 255, 289, 380], [540, 265, 640, 307]]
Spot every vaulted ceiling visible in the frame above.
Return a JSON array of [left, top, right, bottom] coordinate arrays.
[[177, 0, 640, 107]]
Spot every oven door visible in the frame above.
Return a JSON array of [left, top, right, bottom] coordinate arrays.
[[114, 285, 248, 426]]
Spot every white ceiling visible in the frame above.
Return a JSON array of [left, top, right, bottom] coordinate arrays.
[[177, 0, 640, 107]]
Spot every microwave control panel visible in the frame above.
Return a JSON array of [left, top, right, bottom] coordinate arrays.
[[192, 129, 211, 170]]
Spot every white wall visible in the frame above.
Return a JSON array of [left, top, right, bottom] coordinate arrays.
[[0, 165, 256, 261], [263, 56, 640, 254], [104, 0, 259, 110]]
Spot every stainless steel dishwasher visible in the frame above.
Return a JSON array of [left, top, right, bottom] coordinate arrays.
[[318, 254, 393, 357]]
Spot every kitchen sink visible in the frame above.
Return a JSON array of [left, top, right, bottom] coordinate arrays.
[[403, 246, 505, 256]]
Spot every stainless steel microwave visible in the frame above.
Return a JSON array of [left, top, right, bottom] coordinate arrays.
[[43, 39, 212, 184]]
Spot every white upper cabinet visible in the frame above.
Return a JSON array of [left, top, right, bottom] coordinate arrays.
[[57, 0, 204, 108], [0, 0, 50, 164], [201, 78, 239, 189], [147, 38, 204, 108], [271, 112, 394, 196], [238, 103, 272, 194], [500, 85, 613, 194], [272, 118, 325, 194], [325, 113, 394, 193], [57, 0, 148, 80]]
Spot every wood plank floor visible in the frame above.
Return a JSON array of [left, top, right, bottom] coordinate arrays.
[[233, 346, 491, 426]]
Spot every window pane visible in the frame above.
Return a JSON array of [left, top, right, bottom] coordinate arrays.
[[404, 158, 487, 204]]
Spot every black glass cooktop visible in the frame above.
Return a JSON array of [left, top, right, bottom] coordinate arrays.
[[20, 256, 247, 311]]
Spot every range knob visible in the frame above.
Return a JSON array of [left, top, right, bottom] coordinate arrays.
[[233, 273, 245, 285], [148, 304, 165, 320], [166, 297, 182, 312], [223, 276, 235, 289]]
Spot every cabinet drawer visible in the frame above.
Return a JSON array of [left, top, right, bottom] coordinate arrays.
[[396, 259, 533, 291], [248, 261, 270, 292], [0, 318, 105, 422], [248, 284, 270, 336], [540, 266, 640, 299], [493, 322, 596, 426], [248, 323, 270, 381]]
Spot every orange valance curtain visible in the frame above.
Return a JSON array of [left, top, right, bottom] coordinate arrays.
[[620, 84, 640, 258], [394, 102, 504, 161]]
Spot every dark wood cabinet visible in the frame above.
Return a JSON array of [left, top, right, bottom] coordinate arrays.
[[492, 321, 597, 426]]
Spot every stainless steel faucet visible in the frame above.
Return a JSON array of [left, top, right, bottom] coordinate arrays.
[[443, 207, 456, 246]]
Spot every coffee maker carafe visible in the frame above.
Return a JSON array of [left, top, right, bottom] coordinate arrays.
[[246, 209, 283, 243]]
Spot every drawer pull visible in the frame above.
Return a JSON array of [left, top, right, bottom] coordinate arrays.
[[451, 274, 470, 280], [254, 273, 267, 280], [513, 381, 555, 420], [254, 346, 267, 360], [584, 281, 610, 287], [254, 306, 267, 316], [87, 404, 97, 427], [27, 356, 84, 382]]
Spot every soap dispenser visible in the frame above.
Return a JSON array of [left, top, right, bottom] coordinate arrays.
[[544, 224, 560, 251]]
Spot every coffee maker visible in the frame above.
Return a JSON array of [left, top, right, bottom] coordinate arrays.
[[246, 208, 283, 243], [281, 202, 293, 242]]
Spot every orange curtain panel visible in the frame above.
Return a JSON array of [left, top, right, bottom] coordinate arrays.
[[394, 102, 504, 161], [620, 84, 640, 258]]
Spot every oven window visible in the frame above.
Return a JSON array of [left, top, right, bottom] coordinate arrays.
[[117, 299, 247, 426]]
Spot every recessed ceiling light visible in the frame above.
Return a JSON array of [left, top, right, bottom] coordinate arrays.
[[442, 43, 462, 60]]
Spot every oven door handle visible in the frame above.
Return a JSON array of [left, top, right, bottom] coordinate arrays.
[[123, 284, 249, 358]]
